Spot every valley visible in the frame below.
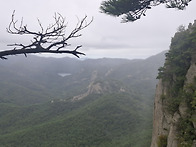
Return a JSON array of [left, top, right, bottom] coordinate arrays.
[[0, 52, 165, 147]]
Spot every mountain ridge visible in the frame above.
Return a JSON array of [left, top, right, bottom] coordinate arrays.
[[0, 50, 166, 105], [0, 51, 166, 147]]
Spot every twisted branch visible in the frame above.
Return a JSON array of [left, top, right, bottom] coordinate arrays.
[[0, 11, 93, 59]]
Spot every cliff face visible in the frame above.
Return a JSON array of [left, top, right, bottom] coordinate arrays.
[[151, 21, 196, 147], [151, 62, 196, 147], [151, 79, 179, 147]]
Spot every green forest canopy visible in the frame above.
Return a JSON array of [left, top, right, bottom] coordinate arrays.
[[100, 0, 192, 22]]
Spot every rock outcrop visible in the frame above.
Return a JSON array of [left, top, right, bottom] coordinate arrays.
[[151, 21, 196, 147], [151, 61, 196, 147], [72, 70, 126, 101]]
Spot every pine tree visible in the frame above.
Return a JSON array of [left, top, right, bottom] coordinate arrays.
[[100, 0, 191, 22]]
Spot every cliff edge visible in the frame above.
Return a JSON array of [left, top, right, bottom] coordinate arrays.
[[151, 21, 196, 147]]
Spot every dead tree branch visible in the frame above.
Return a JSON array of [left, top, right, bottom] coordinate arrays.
[[0, 11, 93, 59]]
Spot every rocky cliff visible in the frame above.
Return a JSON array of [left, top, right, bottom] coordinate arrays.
[[151, 21, 196, 147]]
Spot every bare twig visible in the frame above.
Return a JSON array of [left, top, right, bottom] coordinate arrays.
[[1, 11, 93, 59]]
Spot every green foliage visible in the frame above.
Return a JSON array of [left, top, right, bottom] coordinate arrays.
[[160, 94, 166, 101], [157, 135, 167, 147], [157, 24, 196, 146], [157, 25, 196, 113], [184, 82, 196, 112], [177, 117, 196, 147], [0, 92, 153, 147], [191, 91, 196, 109], [100, 0, 191, 22], [174, 81, 196, 146], [0, 53, 166, 146], [157, 28, 192, 81]]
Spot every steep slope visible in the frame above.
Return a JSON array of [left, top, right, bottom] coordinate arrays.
[[151, 21, 196, 147]]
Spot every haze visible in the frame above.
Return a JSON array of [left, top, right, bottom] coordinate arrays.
[[0, 0, 196, 59]]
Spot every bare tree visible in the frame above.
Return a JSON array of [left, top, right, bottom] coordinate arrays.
[[0, 11, 93, 59]]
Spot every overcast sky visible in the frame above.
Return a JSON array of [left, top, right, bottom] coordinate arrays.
[[0, 0, 196, 59]]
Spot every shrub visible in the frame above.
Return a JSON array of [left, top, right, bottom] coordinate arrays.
[[157, 135, 167, 147]]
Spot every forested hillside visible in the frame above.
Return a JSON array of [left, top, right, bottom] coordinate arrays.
[[0, 52, 165, 147]]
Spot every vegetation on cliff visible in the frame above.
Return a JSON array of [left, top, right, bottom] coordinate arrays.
[[157, 22, 196, 146]]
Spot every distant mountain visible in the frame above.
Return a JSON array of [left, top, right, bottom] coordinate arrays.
[[0, 51, 166, 105], [0, 51, 166, 147]]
